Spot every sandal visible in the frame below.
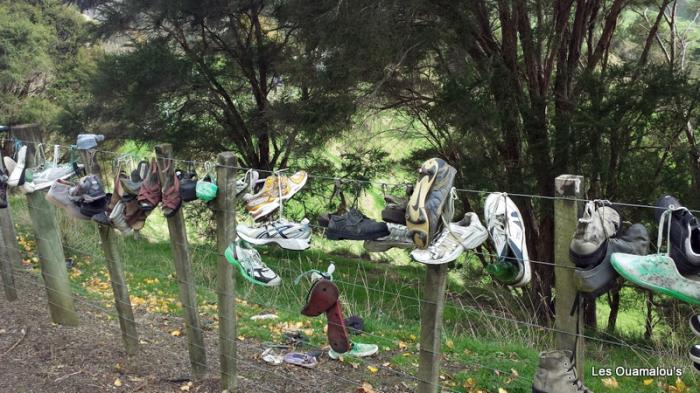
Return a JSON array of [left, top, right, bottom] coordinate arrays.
[[137, 158, 161, 211], [161, 162, 182, 217]]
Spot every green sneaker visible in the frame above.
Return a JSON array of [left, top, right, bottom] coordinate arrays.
[[224, 239, 281, 287], [328, 342, 378, 360], [611, 252, 700, 305]]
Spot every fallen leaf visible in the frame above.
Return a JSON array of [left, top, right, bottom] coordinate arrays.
[[675, 377, 687, 392], [398, 341, 407, 351], [643, 379, 653, 386], [356, 382, 376, 393], [367, 366, 378, 374], [180, 381, 193, 391], [498, 388, 508, 393], [601, 377, 619, 389], [114, 378, 123, 387], [510, 368, 519, 378], [446, 340, 454, 350], [170, 330, 182, 337]]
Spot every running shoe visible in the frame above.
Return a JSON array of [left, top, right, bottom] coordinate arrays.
[[363, 223, 413, 252], [691, 314, 700, 336], [224, 239, 281, 287], [24, 164, 76, 192], [7, 145, 26, 187], [236, 169, 260, 197], [655, 195, 700, 274], [328, 342, 378, 360], [245, 171, 307, 220], [484, 192, 531, 287], [405, 158, 456, 249], [411, 212, 488, 265], [236, 218, 311, 251]]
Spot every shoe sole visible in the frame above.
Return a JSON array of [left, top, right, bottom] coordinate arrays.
[[411, 246, 464, 265], [612, 254, 700, 305], [690, 348, 700, 363], [405, 159, 440, 248], [249, 201, 280, 221], [237, 232, 310, 251], [690, 316, 700, 337], [363, 240, 413, 253], [224, 246, 280, 287], [326, 229, 389, 241]]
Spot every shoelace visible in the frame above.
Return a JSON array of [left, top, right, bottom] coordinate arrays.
[[294, 263, 335, 284], [565, 363, 589, 392]]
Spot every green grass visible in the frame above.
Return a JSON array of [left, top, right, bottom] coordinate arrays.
[[7, 195, 699, 392]]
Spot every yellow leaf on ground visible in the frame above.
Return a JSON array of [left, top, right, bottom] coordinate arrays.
[[464, 377, 475, 389], [601, 377, 619, 389], [367, 365, 378, 374], [398, 341, 407, 351], [237, 335, 245, 341], [643, 379, 653, 386], [675, 377, 687, 392], [170, 329, 182, 337], [498, 388, 508, 393], [446, 340, 454, 349], [114, 378, 123, 387]]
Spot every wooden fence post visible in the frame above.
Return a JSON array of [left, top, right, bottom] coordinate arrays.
[[13, 124, 78, 325], [554, 174, 585, 375], [154, 144, 207, 379], [79, 149, 139, 355], [215, 152, 237, 392], [417, 263, 448, 393], [0, 152, 18, 301]]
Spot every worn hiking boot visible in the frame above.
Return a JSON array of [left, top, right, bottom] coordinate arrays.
[[381, 185, 413, 225], [574, 223, 649, 298], [655, 196, 700, 275], [484, 193, 531, 287], [326, 208, 389, 241], [69, 175, 107, 203], [570, 201, 621, 268], [405, 158, 456, 249], [532, 350, 592, 393], [363, 223, 413, 252], [236, 218, 312, 251], [411, 212, 488, 265]]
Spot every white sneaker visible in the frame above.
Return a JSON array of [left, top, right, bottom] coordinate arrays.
[[225, 239, 281, 287], [411, 213, 488, 264], [236, 218, 311, 251], [484, 193, 531, 287], [364, 223, 413, 252], [23, 164, 76, 192], [7, 146, 26, 187], [235, 169, 260, 196]]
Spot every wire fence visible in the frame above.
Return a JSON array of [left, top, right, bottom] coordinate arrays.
[[1, 137, 698, 392]]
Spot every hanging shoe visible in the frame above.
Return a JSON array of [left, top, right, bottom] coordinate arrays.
[[76, 134, 105, 150], [328, 342, 379, 360], [109, 200, 133, 235], [569, 200, 621, 268], [7, 146, 26, 187], [532, 350, 592, 393], [69, 175, 107, 203], [381, 185, 412, 225], [46, 180, 88, 220], [236, 169, 260, 197], [405, 158, 457, 249], [137, 158, 162, 211], [236, 218, 311, 251], [654, 196, 700, 274], [161, 169, 182, 218], [326, 208, 389, 241], [574, 223, 649, 298], [363, 223, 413, 252], [224, 239, 281, 287], [177, 167, 198, 203], [411, 212, 488, 265], [484, 192, 531, 287], [245, 171, 308, 221], [690, 345, 700, 363], [690, 315, 700, 336]]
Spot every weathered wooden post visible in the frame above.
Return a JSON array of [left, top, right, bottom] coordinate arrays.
[[417, 264, 448, 393], [13, 124, 78, 325], [154, 144, 207, 379], [215, 152, 237, 391], [554, 174, 585, 375], [79, 149, 139, 355], [0, 151, 18, 301]]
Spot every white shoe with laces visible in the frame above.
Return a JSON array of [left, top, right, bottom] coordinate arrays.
[[411, 212, 488, 264], [236, 218, 311, 251], [484, 192, 531, 287]]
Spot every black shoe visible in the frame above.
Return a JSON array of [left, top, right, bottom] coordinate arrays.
[[91, 211, 111, 226], [691, 314, 700, 336], [0, 174, 7, 209], [326, 209, 389, 240], [176, 169, 198, 202], [655, 196, 700, 274], [80, 194, 109, 219], [691, 345, 700, 363], [382, 194, 408, 225]]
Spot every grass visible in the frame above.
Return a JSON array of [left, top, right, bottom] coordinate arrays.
[[7, 194, 699, 392]]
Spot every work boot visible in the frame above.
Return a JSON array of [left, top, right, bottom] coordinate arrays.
[[532, 350, 592, 393], [301, 279, 351, 354]]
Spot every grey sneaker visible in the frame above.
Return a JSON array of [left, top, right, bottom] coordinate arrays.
[[363, 223, 413, 252], [411, 212, 488, 265], [26, 164, 76, 191], [236, 218, 311, 251], [570, 200, 621, 268], [224, 239, 281, 287], [574, 223, 649, 297], [46, 179, 87, 220], [236, 169, 260, 196], [405, 158, 457, 249], [76, 134, 105, 150], [109, 200, 133, 235], [532, 350, 592, 393]]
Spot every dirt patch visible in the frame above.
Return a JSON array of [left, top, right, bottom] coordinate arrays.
[[0, 272, 414, 392]]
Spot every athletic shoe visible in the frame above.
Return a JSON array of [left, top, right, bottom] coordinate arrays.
[[46, 180, 87, 220], [245, 171, 308, 220], [411, 212, 488, 265], [7, 146, 26, 187], [24, 164, 76, 192], [691, 345, 700, 363], [109, 200, 133, 234], [76, 133, 105, 150], [0, 174, 8, 209], [224, 239, 281, 287], [691, 314, 700, 336], [570, 200, 621, 268], [405, 158, 457, 249], [484, 193, 531, 287], [236, 169, 259, 196], [655, 196, 700, 274], [328, 342, 378, 360], [326, 208, 389, 240], [574, 223, 649, 298], [611, 252, 700, 305], [694, 362, 700, 374], [236, 218, 311, 251], [363, 223, 413, 252], [532, 350, 591, 393], [69, 175, 107, 203]]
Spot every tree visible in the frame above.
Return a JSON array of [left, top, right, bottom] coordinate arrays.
[[90, 0, 358, 170], [0, 0, 95, 129]]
